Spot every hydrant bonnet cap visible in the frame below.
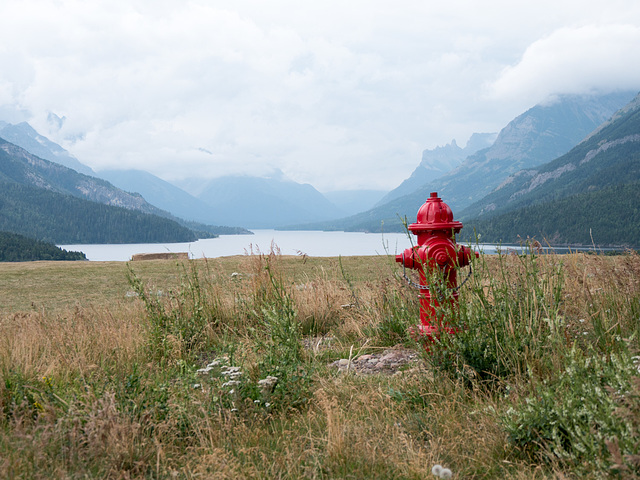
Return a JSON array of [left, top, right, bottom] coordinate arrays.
[[408, 192, 463, 232]]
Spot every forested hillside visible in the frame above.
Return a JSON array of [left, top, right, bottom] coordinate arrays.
[[461, 182, 640, 248], [455, 93, 640, 247], [0, 231, 86, 261], [0, 183, 197, 244]]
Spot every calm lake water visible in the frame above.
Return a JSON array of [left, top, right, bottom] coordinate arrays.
[[59, 230, 414, 261], [58, 229, 596, 262]]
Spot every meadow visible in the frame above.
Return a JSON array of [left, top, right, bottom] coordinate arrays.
[[1, 246, 640, 479]]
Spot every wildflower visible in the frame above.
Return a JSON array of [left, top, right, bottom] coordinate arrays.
[[206, 356, 228, 368], [264, 402, 271, 408], [197, 366, 213, 375], [193, 384, 202, 389], [221, 366, 242, 376], [222, 380, 241, 388], [432, 465, 452, 478]]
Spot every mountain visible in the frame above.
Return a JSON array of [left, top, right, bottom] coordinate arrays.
[[0, 121, 95, 176], [195, 172, 346, 229], [0, 182, 197, 244], [376, 132, 497, 206], [458, 92, 640, 247], [296, 90, 638, 233], [0, 122, 250, 234], [0, 138, 199, 243], [322, 189, 388, 217], [0, 137, 170, 215], [96, 169, 223, 225]]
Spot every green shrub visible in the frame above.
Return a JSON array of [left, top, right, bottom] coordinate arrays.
[[252, 264, 314, 411], [427, 249, 567, 384], [127, 261, 221, 363], [503, 348, 639, 473]]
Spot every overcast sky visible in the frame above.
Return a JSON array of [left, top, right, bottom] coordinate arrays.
[[1, 1, 640, 192]]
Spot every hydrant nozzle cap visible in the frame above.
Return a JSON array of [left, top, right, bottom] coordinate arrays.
[[408, 191, 463, 233]]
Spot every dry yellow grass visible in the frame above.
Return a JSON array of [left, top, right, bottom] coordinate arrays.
[[0, 251, 638, 478]]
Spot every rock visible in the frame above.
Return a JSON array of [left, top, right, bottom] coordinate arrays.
[[330, 347, 420, 375]]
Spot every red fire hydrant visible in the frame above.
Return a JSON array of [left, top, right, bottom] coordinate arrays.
[[396, 192, 478, 340]]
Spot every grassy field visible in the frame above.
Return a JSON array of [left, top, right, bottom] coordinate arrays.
[[1, 248, 640, 478]]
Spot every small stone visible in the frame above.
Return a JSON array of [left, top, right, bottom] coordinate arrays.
[[358, 354, 373, 361], [338, 359, 350, 366]]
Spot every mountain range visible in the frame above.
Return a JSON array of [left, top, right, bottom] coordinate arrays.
[[194, 172, 347, 228], [458, 92, 640, 247], [0, 121, 95, 176], [0, 139, 200, 243], [376, 132, 497, 206], [1, 89, 639, 247], [292, 90, 638, 234]]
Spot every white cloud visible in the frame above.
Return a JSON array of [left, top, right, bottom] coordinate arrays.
[[489, 24, 640, 105], [0, 1, 639, 192]]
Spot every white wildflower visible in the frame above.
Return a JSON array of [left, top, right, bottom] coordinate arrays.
[[193, 384, 202, 389], [264, 402, 271, 408], [432, 465, 442, 476], [440, 468, 452, 479], [207, 356, 229, 368], [221, 366, 242, 376], [222, 380, 241, 388], [196, 366, 213, 375]]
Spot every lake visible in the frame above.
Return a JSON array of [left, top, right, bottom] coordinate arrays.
[[58, 229, 597, 262], [58, 230, 414, 261]]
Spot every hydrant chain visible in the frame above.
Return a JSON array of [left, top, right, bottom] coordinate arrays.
[[401, 257, 473, 292]]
